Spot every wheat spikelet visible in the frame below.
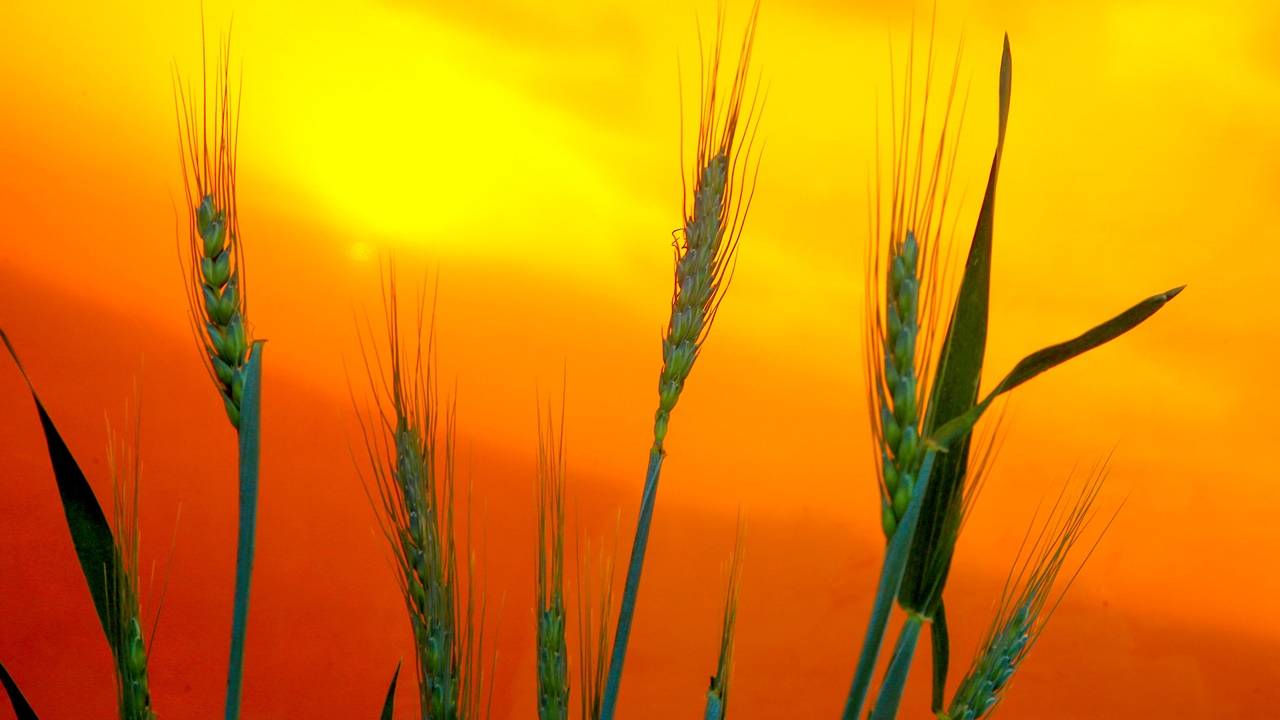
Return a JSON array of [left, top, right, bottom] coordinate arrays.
[[175, 33, 251, 430]]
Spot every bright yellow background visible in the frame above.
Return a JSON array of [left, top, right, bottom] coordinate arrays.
[[0, 1, 1276, 718]]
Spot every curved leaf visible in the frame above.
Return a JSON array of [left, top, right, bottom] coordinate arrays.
[[931, 285, 1185, 448], [0, 661, 39, 720], [1, 330, 116, 642], [380, 662, 401, 720]]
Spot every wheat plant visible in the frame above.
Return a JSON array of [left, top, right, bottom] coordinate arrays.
[[105, 397, 156, 720], [355, 271, 489, 720], [599, 5, 762, 716], [536, 400, 570, 720], [175, 32, 267, 720]]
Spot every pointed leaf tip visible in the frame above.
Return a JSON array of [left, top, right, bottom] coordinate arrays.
[[380, 662, 402, 720], [0, 660, 39, 720]]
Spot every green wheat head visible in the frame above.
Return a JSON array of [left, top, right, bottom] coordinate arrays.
[[356, 270, 488, 720], [943, 470, 1111, 719], [106, 397, 156, 720], [536, 400, 570, 720], [176, 39, 251, 431]]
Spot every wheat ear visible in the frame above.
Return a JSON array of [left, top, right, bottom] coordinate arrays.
[[176, 34, 250, 430], [355, 268, 487, 720], [941, 469, 1111, 720], [536, 399, 569, 720], [106, 395, 155, 720], [704, 519, 746, 720]]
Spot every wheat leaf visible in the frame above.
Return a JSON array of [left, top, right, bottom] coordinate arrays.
[[931, 286, 1184, 448], [1, 329, 117, 643], [931, 601, 950, 712], [380, 662, 401, 720], [0, 660, 39, 720]]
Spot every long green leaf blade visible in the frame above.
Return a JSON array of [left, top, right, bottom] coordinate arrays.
[[842, 449, 937, 720], [380, 662, 401, 720], [989, 285, 1184, 400], [868, 614, 924, 720], [931, 286, 1184, 448], [1, 330, 116, 642], [0, 660, 39, 720], [225, 341, 265, 720], [901, 35, 1013, 613], [931, 601, 950, 712]]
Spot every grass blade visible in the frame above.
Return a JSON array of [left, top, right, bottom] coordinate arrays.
[[0, 330, 116, 642], [380, 662, 402, 720], [0, 661, 39, 720], [900, 35, 1013, 615], [225, 340, 265, 720], [868, 614, 924, 720], [930, 600, 950, 712], [931, 286, 1185, 448], [842, 449, 937, 720]]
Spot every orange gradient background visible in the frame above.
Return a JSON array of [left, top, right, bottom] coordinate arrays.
[[1, 1, 1277, 718]]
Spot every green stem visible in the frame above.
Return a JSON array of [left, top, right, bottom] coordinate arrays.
[[842, 449, 936, 720], [869, 615, 924, 720], [599, 445, 665, 720], [225, 342, 264, 720]]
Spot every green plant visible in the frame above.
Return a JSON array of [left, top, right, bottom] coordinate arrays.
[[174, 36, 267, 720], [536, 400, 570, 720], [704, 521, 745, 720], [843, 33, 1181, 720], [105, 396, 156, 720], [575, 532, 616, 720], [355, 272, 489, 720], [600, 6, 762, 716]]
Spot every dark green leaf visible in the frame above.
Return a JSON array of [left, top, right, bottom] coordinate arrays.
[[842, 449, 937, 720], [0, 330, 116, 644], [380, 662, 401, 720], [868, 614, 924, 720], [0, 660, 39, 720], [900, 32, 1013, 616], [931, 286, 1184, 448], [931, 602, 950, 713], [225, 341, 265, 720]]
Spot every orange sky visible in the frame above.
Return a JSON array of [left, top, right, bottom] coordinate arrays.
[[1, 1, 1278, 718]]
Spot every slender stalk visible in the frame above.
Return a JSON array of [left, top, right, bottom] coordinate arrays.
[[598, 447, 663, 720], [842, 449, 936, 720]]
